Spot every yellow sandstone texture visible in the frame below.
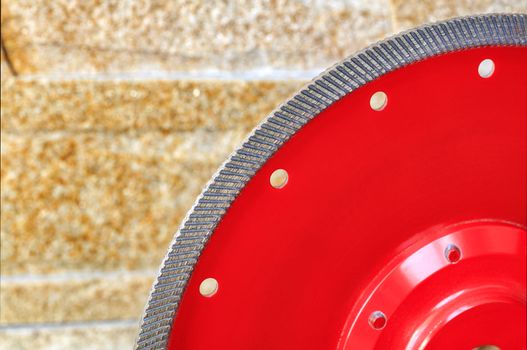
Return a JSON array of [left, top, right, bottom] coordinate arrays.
[[1, 0, 391, 74], [1, 79, 303, 132], [1, 1, 524, 349], [0, 321, 138, 350], [1, 45, 13, 79], [1, 127, 250, 274], [0, 272, 154, 324], [392, 0, 526, 30]]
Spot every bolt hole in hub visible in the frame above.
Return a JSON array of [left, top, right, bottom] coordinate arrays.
[[161, 43, 526, 350], [339, 222, 526, 350], [445, 244, 461, 264], [368, 311, 387, 330]]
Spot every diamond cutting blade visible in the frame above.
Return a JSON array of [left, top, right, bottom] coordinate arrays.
[[137, 14, 527, 350]]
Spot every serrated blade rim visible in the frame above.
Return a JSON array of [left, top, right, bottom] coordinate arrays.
[[136, 13, 527, 349]]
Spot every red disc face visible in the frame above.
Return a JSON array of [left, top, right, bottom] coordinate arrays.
[[166, 46, 527, 350]]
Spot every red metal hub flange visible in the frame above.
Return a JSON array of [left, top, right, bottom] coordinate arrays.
[[165, 46, 527, 350], [341, 222, 526, 350]]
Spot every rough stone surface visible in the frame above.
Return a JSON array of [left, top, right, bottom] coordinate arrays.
[[0, 0, 392, 74], [1, 45, 14, 79], [1, 78, 304, 132], [0, 321, 138, 350], [392, 0, 527, 31], [1, 129, 247, 274], [0, 272, 154, 324]]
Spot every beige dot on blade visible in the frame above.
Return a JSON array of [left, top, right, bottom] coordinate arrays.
[[270, 169, 288, 189], [370, 91, 388, 111], [199, 278, 218, 297], [478, 58, 495, 78]]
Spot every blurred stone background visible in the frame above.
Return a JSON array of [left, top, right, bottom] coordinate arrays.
[[0, 1, 525, 349]]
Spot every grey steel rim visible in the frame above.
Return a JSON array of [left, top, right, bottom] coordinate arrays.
[[136, 14, 527, 349]]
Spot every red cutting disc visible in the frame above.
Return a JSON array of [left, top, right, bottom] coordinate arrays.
[[168, 46, 526, 350], [136, 15, 527, 350]]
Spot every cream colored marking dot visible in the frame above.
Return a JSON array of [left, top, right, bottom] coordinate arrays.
[[478, 59, 495, 78], [199, 278, 218, 297], [370, 91, 388, 111], [270, 169, 288, 189]]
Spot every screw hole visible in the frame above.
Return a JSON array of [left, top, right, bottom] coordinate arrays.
[[478, 59, 495, 78], [368, 311, 387, 330], [270, 169, 288, 189], [445, 244, 461, 264], [199, 278, 218, 297], [370, 91, 388, 111]]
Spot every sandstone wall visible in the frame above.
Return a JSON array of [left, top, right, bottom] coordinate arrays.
[[1, 1, 525, 348]]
